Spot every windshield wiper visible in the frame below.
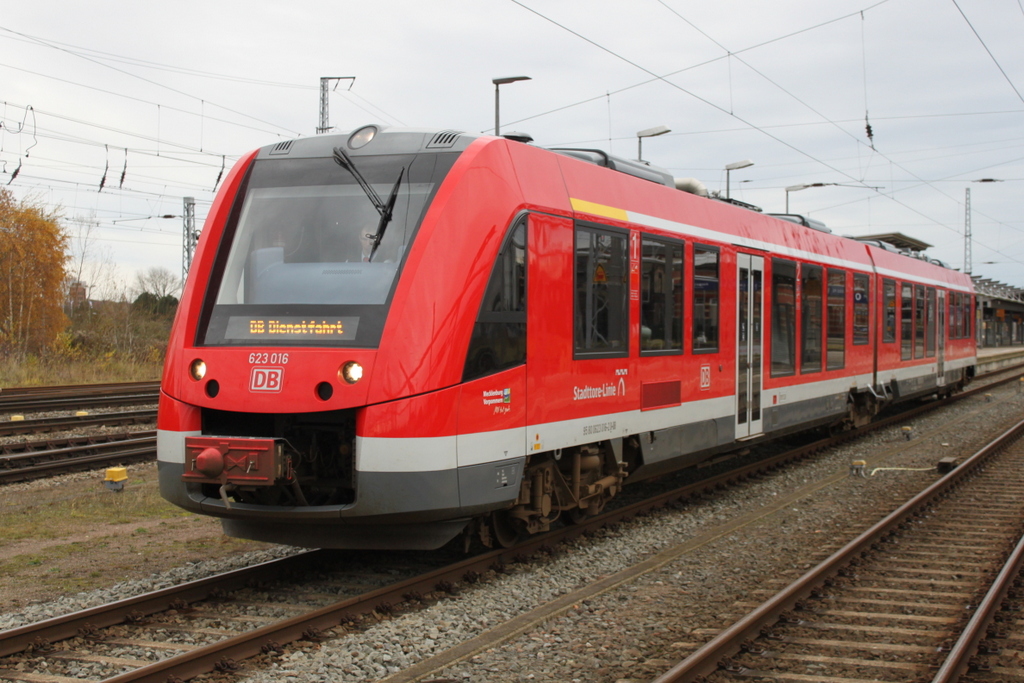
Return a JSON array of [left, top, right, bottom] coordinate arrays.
[[332, 146, 404, 262]]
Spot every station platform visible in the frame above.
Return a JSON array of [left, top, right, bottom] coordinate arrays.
[[976, 345, 1024, 373]]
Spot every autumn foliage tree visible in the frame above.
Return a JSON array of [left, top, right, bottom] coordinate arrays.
[[0, 189, 69, 355]]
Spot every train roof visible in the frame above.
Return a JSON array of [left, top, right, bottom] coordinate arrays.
[[250, 126, 970, 289]]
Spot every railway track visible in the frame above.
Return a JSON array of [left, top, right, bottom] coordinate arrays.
[[0, 382, 160, 397], [2, 368, 1023, 683], [0, 432, 156, 485], [0, 382, 159, 415], [652, 417, 1024, 683], [0, 410, 156, 438]]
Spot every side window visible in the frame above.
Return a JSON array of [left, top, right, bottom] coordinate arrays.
[[462, 218, 527, 382], [926, 287, 936, 357], [826, 269, 846, 370], [901, 283, 913, 360], [771, 259, 797, 376], [641, 238, 684, 353], [914, 284, 925, 359], [949, 292, 957, 339], [883, 278, 897, 343], [853, 273, 870, 345], [965, 295, 973, 338], [801, 264, 823, 373], [953, 292, 961, 339], [959, 292, 967, 339], [575, 224, 629, 357], [692, 245, 720, 353]]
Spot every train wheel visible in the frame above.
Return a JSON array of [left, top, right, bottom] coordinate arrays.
[[490, 510, 524, 548], [566, 498, 605, 524]]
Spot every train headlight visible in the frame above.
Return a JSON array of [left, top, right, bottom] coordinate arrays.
[[348, 125, 377, 149], [340, 361, 363, 384], [189, 359, 207, 381]]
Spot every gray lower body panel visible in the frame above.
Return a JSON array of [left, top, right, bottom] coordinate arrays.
[[892, 374, 938, 400], [629, 416, 732, 480], [158, 456, 524, 550], [762, 391, 848, 433]]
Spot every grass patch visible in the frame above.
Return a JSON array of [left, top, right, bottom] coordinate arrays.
[[1, 464, 273, 609], [1, 469, 191, 544], [0, 356, 162, 387]]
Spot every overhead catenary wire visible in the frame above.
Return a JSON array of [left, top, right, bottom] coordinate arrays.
[[498, 0, 894, 131], [0, 25, 301, 137], [1, 5, 1021, 286], [951, 0, 1024, 105], [508, 1, 977, 246], [513, 0, 1024, 269]]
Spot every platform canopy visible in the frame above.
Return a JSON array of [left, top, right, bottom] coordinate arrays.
[[858, 232, 932, 253]]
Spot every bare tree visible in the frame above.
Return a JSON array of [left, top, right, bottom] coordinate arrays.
[[66, 213, 119, 304], [134, 266, 181, 299]]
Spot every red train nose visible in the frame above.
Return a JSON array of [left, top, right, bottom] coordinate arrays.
[[195, 447, 225, 478]]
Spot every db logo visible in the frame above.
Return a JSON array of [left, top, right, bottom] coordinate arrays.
[[700, 364, 712, 390], [250, 367, 284, 392]]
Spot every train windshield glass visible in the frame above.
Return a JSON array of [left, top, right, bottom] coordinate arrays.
[[199, 152, 457, 347]]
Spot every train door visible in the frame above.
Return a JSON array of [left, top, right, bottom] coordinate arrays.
[[736, 254, 764, 439], [936, 289, 946, 385]]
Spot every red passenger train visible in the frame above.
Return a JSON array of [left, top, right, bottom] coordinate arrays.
[[157, 126, 976, 549]]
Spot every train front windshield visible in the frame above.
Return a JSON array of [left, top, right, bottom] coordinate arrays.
[[199, 151, 457, 347]]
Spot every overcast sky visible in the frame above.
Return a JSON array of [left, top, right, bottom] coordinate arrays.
[[2, 0, 1022, 293]]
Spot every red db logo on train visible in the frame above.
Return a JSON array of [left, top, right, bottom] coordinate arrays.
[[250, 367, 284, 392]]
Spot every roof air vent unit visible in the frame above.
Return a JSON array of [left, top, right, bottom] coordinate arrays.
[[768, 213, 830, 233], [502, 132, 534, 143], [548, 148, 675, 187], [426, 130, 463, 149], [269, 140, 294, 155]]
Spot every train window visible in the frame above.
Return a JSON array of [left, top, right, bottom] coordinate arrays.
[[958, 290, 966, 339], [901, 283, 913, 360], [575, 224, 629, 357], [926, 288, 936, 357], [197, 151, 459, 348], [463, 218, 527, 382], [948, 293, 956, 339], [801, 264, 823, 374], [692, 245, 720, 353], [826, 270, 845, 370], [641, 238, 684, 354], [962, 294, 970, 339], [771, 259, 797, 376], [914, 285, 925, 359], [955, 292, 964, 339], [853, 273, 870, 345], [883, 279, 897, 343]]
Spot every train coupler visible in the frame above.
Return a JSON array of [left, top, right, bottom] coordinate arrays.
[[182, 436, 291, 487]]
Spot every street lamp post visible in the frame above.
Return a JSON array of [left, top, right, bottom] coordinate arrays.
[[785, 183, 834, 212], [966, 178, 1004, 275], [492, 76, 531, 136], [636, 125, 670, 161], [725, 159, 754, 199], [784, 182, 883, 212]]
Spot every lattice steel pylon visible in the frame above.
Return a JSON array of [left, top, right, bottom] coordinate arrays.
[[964, 187, 972, 275], [182, 196, 197, 287], [317, 77, 356, 135]]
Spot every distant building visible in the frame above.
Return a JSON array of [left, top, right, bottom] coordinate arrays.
[[973, 277, 1024, 347]]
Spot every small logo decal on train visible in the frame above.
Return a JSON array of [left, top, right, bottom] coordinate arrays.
[[573, 379, 626, 401], [250, 367, 284, 392], [482, 388, 511, 406], [700, 365, 712, 390]]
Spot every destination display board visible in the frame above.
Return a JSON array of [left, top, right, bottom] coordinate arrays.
[[223, 316, 360, 341]]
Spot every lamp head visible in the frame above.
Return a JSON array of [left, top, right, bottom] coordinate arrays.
[[493, 76, 532, 85]]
